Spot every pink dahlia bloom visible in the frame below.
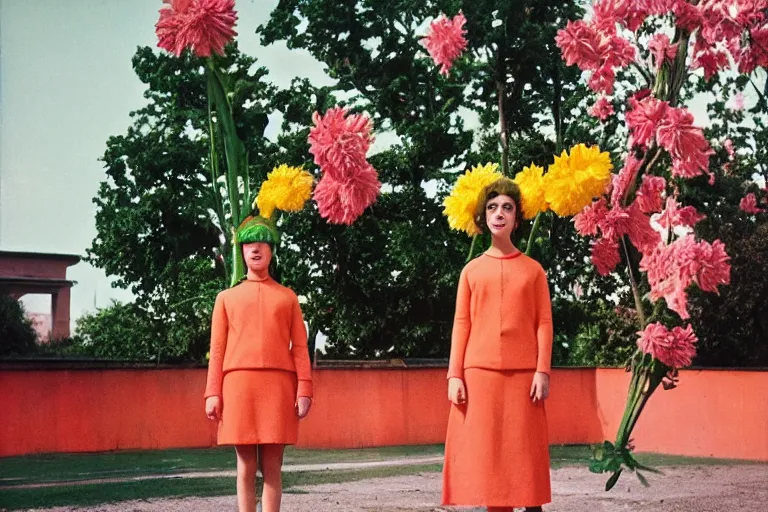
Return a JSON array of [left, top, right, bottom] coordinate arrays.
[[626, 202, 661, 254], [420, 12, 468, 76], [591, 237, 622, 276], [610, 154, 642, 207], [655, 196, 706, 231], [313, 165, 381, 225], [648, 34, 679, 69], [693, 47, 730, 80], [308, 107, 374, 181], [574, 198, 609, 237], [656, 106, 714, 181], [674, 0, 704, 32], [740, 193, 765, 214], [156, 0, 237, 57], [635, 174, 666, 213], [588, 96, 615, 121], [640, 235, 730, 319], [626, 96, 669, 148], [637, 322, 698, 369]]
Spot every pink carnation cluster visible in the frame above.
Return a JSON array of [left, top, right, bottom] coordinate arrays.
[[420, 12, 468, 76], [308, 107, 381, 225], [640, 236, 730, 319], [637, 322, 698, 369], [557, 0, 768, 93], [554, 14, 635, 95], [156, 0, 237, 58], [740, 192, 766, 214], [626, 97, 715, 183]]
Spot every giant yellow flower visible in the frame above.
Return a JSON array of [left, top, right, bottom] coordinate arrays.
[[513, 163, 549, 220], [255, 164, 314, 219], [443, 163, 503, 236], [543, 144, 613, 217]]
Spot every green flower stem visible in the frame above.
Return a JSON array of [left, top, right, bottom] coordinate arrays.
[[525, 212, 543, 256], [466, 234, 479, 263]]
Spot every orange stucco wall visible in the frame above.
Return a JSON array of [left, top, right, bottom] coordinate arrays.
[[1, 366, 765, 460]]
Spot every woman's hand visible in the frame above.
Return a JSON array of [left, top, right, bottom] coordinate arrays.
[[530, 372, 550, 403], [296, 396, 312, 418], [448, 377, 467, 405], [205, 396, 222, 421]]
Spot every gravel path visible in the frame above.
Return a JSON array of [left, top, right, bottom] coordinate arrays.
[[29, 463, 768, 511]]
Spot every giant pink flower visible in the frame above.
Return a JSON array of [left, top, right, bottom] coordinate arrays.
[[588, 96, 615, 121], [574, 198, 609, 237], [626, 96, 669, 148], [308, 107, 374, 181], [637, 322, 698, 369], [693, 47, 730, 80], [420, 12, 468, 76], [656, 106, 714, 181], [635, 174, 666, 213], [626, 202, 661, 254], [674, 0, 704, 32], [740, 193, 765, 214], [648, 34, 679, 69], [610, 154, 642, 207], [156, 0, 237, 57], [591, 237, 622, 276], [555, 18, 635, 94], [640, 235, 730, 318], [655, 196, 706, 231], [313, 165, 381, 225]]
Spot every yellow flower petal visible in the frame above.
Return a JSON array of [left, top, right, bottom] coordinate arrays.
[[443, 163, 503, 236], [256, 164, 314, 219], [543, 144, 613, 217], [513, 163, 549, 220]]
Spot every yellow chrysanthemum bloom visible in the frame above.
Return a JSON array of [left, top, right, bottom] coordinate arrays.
[[513, 163, 549, 220], [255, 164, 314, 219], [443, 162, 503, 236], [543, 144, 613, 217]]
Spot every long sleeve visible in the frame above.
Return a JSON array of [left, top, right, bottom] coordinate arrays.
[[534, 268, 554, 374], [290, 298, 313, 398], [204, 294, 228, 398], [447, 268, 472, 379]]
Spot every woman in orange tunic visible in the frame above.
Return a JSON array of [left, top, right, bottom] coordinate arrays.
[[442, 178, 553, 511], [204, 216, 313, 512]]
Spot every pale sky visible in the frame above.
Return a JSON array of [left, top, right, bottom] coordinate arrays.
[[0, 0, 334, 326]]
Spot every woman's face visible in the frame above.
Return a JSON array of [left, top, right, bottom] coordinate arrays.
[[242, 242, 272, 273], [485, 194, 517, 239]]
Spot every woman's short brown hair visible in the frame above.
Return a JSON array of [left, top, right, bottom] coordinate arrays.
[[473, 178, 524, 234]]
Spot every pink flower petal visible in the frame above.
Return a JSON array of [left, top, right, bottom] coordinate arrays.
[[420, 12, 468, 76]]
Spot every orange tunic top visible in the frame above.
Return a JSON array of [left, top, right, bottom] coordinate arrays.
[[204, 278, 313, 399], [447, 251, 553, 379]]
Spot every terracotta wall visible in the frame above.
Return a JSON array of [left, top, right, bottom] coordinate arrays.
[[1, 366, 766, 460]]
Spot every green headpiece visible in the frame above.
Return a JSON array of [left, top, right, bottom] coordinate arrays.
[[236, 215, 280, 248]]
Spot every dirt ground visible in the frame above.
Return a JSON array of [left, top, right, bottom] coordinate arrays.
[[31, 464, 768, 511]]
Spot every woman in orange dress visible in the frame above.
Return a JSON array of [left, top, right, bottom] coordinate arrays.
[[204, 216, 313, 512], [442, 178, 553, 511]]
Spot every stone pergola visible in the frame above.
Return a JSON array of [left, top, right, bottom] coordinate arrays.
[[0, 251, 80, 339]]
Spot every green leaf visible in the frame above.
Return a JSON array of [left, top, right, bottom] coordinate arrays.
[[605, 469, 623, 491]]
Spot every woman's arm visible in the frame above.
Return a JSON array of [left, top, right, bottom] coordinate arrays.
[[204, 293, 228, 398], [290, 297, 313, 399], [447, 268, 472, 380]]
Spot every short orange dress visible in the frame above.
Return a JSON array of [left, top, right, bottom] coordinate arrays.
[[205, 277, 313, 446], [442, 252, 553, 508]]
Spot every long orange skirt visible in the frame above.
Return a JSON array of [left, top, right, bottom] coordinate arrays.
[[442, 369, 551, 508], [218, 369, 299, 445]]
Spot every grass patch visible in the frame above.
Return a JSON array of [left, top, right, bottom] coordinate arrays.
[[0, 445, 444, 487], [0, 464, 442, 510]]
